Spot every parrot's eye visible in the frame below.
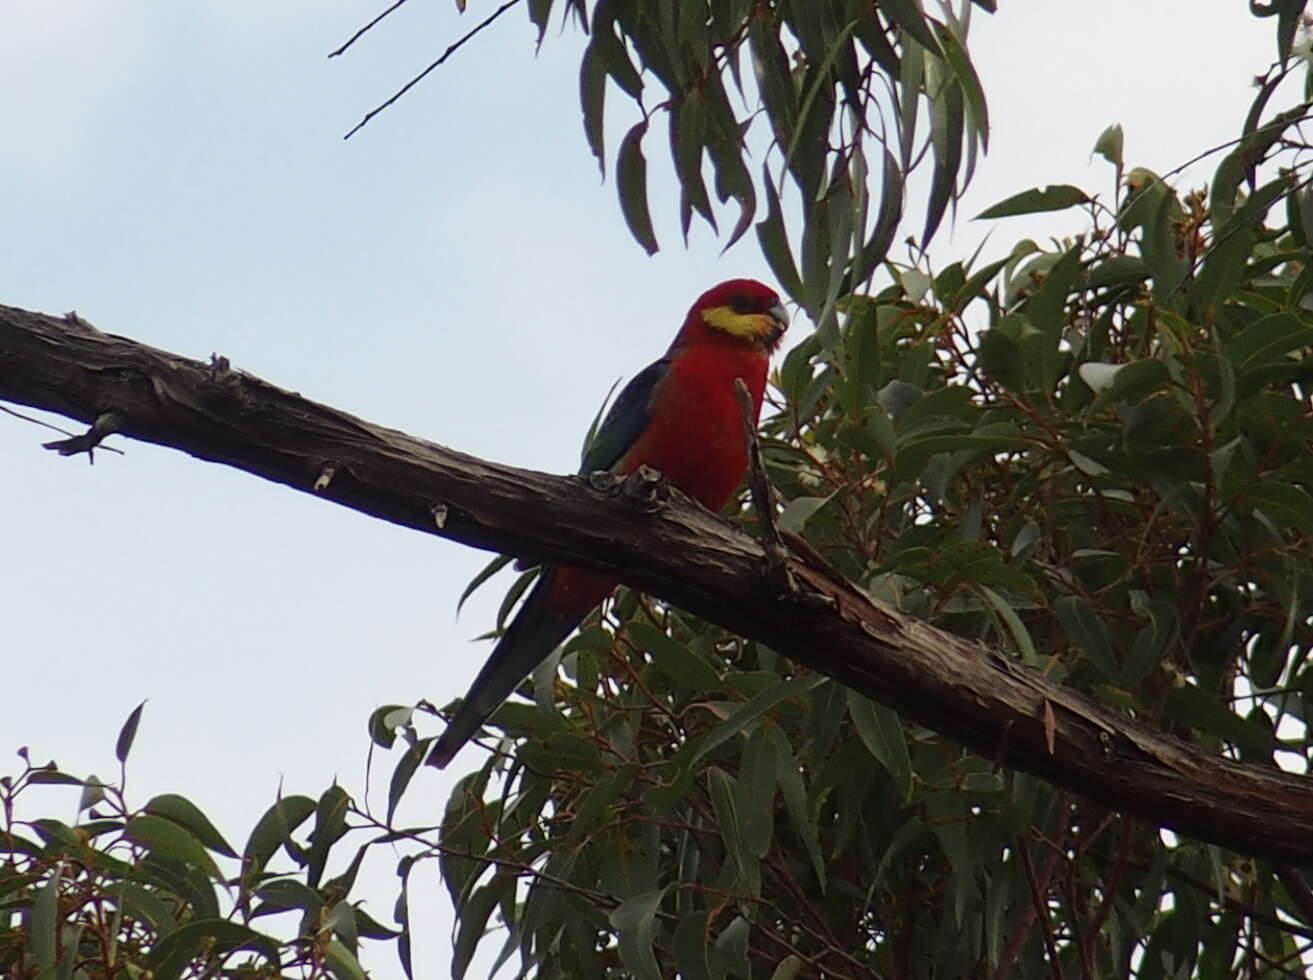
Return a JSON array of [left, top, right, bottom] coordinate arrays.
[[730, 295, 753, 313]]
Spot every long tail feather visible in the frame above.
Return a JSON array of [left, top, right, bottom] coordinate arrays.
[[427, 568, 606, 769]]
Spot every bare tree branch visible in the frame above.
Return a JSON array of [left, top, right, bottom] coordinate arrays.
[[3, 301, 1313, 866], [342, 0, 523, 140]]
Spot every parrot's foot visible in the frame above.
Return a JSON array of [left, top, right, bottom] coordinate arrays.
[[586, 470, 622, 492], [621, 465, 670, 512]]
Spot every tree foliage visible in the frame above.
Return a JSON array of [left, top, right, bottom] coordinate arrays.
[[563, 0, 992, 325], [0, 707, 398, 979], [413, 3, 1313, 977]]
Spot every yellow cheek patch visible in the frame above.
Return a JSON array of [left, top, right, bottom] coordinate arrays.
[[701, 305, 770, 339]]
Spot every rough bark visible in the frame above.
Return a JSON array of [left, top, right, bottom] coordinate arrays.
[[3, 302, 1312, 866]]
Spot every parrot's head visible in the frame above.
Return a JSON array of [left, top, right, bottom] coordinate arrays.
[[681, 278, 790, 353]]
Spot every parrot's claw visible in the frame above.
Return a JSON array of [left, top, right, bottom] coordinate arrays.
[[587, 470, 622, 493], [622, 465, 670, 512]]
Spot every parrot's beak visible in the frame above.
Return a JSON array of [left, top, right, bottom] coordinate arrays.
[[765, 301, 790, 345]]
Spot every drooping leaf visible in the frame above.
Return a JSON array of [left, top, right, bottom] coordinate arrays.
[[846, 691, 912, 797], [628, 621, 722, 691], [1246, 481, 1313, 535], [616, 121, 658, 255], [609, 887, 668, 980], [1055, 596, 1118, 681], [975, 185, 1089, 220]]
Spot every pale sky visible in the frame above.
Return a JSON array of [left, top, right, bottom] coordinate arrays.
[[0, 3, 1277, 976]]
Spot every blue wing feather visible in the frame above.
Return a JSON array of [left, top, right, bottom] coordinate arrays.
[[579, 357, 669, 474], [429, 357, 670, 770]]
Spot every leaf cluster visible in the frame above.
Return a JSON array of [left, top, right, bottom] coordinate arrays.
[[0, 707, 396, 979], [527, 0, 992, 333]]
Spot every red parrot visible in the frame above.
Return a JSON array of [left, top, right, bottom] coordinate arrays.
[[428, 279, 789, 768]]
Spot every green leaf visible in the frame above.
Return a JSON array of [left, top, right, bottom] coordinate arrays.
[[143, 919, 280, 975], [254, 877, 323, 914], [325, 938, 369, 980], [896, 432, 1025, 472], [241, 795, 317, 892], [1093, 123, 1124, 170], [846, 691, 912, 798], [708, 766, 759, 896], [456, 553, 513, 616], [27, 769, 82, 786], [1026, 246, 1081, 343], [937, 24, 989, 152], [1246, 481, 1313, 535], [564, 765, 639, 847], [736, 726, 777, 858], [1226, 312, 1313, 376], [673, 909, 713, 980], [495, 567, 539, 632], [682, 674, 826, 772], [975, 184, 1089, 219], [591, 8, 642, 98], [1087, 255, 1148, 289], [1165, 683, 1275, 753], [1055, 596, 1118, 681], [848, 149, 905, 289], [756, 170, 803, 305], [367, 704, 411, 749], [116, 881, 178, 933], [617, 120, 658, 255], [387, 739, 428, 824], [30, 818, 80, 849], [778, 494, 832, 532], [770, 955, 805, 980], [1122, 600, 1176, 686], [453, 874, 513, 980], [439, 771, 495, 911], [579, 44, 607, 175], [78, 774, 106, 812], [950, 255, 1011, 312], [714, 916, 751, 977], [125, 814, 221, 879], [976, 584, 1039, 665], [1081, 358, 1169, 408], [978, 328, 1025, 390], [767, 726, 824, 890], [115, 700, 146, 765], [306, 784, 351, 888], [145, 794, 239, 858], [526, 0, 552, 42], [31, 867, 59, 969], [609, 887, 668, 980], [628, 621, 721, 691], [883, 0, 942, 53], [839, 299, 880, 416], [922, 66, 964, 246], [1195, 175, 1290, 310]]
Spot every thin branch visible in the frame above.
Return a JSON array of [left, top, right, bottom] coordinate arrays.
[[42, 410, 123, 462], [733, 376, 793, 596], [1020, 841, 1065, 980], [1277, 864, 1313, 928], [343, 0, 524, 140], [2, 405, 124, 455], [328, 0, 413, 59]]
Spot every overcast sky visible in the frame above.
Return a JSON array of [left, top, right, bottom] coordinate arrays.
[[0, 2, 1279, 976]]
